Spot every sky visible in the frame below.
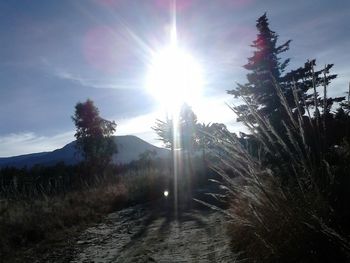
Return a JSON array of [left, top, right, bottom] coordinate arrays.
[[0, 0, 349, 157]]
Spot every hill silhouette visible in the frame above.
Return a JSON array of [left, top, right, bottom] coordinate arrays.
[[0, 135, 169, 168]]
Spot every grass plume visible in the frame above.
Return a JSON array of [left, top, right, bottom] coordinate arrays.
[[206, 71, 350, 262]]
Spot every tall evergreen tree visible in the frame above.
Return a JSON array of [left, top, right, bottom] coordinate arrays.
[[228, 14, 340, 127], [228, 13, 291, 123]]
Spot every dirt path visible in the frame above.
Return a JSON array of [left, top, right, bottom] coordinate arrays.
[[70, 203, 234, 262]]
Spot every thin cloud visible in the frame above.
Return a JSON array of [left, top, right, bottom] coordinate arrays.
[[54, 69, 130, 89], [0, 131, 74, 157]]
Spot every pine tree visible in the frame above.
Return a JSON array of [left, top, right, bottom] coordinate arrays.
[[228, 14, 341, 128], [228, 13, 291, 123]]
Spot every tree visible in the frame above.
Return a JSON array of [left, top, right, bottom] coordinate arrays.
[[196, 122, 211, 161], [153, 117, 174, 150], [228, 13, 291, 123], [197, 122, 229, 159], [72, 99, 117, 174], [282, 60, 340, 117], [340, 82, 350, 114], [153, 104, 199, 205], [228, 14, 340, 128], [178, 104, 198, 154], [153, 103, 198, 153]]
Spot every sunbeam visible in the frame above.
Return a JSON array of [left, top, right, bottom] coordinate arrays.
[[145, 7, 204, 114]]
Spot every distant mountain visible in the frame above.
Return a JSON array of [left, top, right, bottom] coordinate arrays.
[[0, 135, 169, 168]]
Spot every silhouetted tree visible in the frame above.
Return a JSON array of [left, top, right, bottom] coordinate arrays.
[[153, 117, 174, 150], [228, 13, 291, 123], [197, 122, 229, 157], [282, 60, 341, 118], [178, 104, 198, 154], [153, 103, 198, 153], [340, 82, 350, 114], [72, 99, 117, 176], [153, 104, 199, 206], [228, 14, 341, 128], [196, 122, 211, 161]]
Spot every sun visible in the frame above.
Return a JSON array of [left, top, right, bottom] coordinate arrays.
[[145, 44, 204, 113]]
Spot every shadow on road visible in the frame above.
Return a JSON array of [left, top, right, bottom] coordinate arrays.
[[120, 196, 218, 259]]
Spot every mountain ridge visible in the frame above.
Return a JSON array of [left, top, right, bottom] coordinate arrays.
[[0, 135, 169, 168]]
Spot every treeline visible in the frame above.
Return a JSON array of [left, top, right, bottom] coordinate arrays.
[[0, 100, 160, 199], [153, 13, 350, 262], [0, 156, 172, 199], [0, 163, 78, 198]]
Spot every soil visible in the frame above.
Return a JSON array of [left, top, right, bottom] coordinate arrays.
[[71, 202, 233, 262], [16, 200, 234, 263]]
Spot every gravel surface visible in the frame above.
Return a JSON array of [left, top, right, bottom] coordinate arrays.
[[70, 203, 234, 263]]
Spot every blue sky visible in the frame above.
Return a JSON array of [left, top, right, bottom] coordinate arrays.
[[0, 0, 349, 157]]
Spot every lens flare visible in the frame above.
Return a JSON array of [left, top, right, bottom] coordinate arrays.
[[146, 45, 204, 112]]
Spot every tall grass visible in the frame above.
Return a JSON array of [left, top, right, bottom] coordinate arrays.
[[0, 167, 170, 262], [207, 72, 350, 262]]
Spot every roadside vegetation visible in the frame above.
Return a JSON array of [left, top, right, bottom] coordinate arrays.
[[0, 100, 176, 262], [203, 14, 350, 262], [0, 162, 174, 262], [1, 13, 349, 263]]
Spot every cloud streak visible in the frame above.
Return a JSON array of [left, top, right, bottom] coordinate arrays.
[[54, 69, 129, 89], [0, 131, 74, 157]]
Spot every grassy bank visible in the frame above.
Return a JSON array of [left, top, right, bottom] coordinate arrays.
[[206, 75, 350, 262], [0, 168, 170, 262]]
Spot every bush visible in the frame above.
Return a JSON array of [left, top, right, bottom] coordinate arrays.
[[207, 76, 350, 262]]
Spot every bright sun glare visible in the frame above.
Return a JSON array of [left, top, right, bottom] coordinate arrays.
[[146, 28, 204, 112]]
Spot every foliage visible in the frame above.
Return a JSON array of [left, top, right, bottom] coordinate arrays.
[[0, 163, 78, 198], [153, 103, 198, 153], [205, 14, 350, 263], [153, 117, 173, 149], [197, 123, 229, 149], [227, 14, 342, 129], [72, 99, 117, 174], [340, 82, 350, 114], [0, 181, 127, 262], [210, 77, 350, 262], [0, 164, 172, 262], [227, 13, 291, 121]]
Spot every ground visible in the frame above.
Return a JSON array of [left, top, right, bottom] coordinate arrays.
[[72, 202, 233, 263], [31, 200, 234, 263]]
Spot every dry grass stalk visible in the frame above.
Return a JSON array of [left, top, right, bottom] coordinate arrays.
[[204, 69, 350, 262]]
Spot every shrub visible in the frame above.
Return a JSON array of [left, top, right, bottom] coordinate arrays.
[[207, 75, 350, 262]]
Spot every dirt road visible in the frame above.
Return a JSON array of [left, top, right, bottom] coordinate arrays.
[[70, 203, 234, 263]]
